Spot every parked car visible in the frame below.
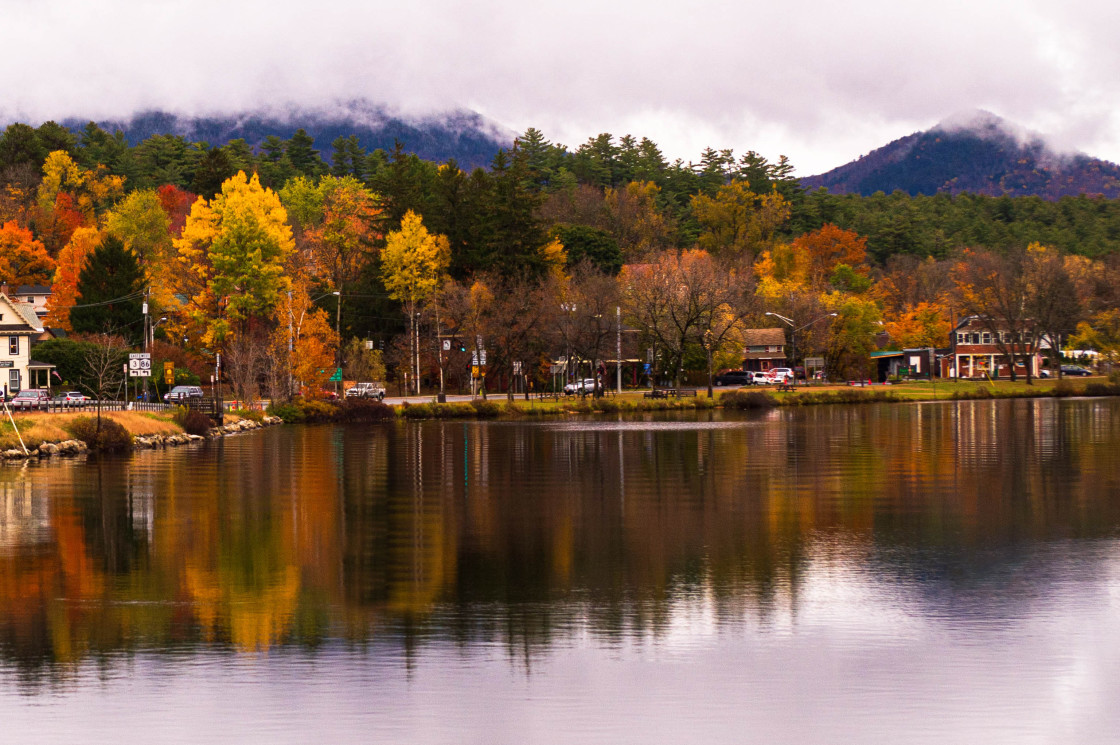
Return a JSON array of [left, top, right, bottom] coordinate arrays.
[[564, 378, 597, 395], [748, 372, 772, 385], [769, 368, 794, 383], [164, 385, 204, 402], [52, 391, 90, 407], [1060, 364, 1093, 376], [10, 389, 51, 410], [345, 382, 386, 400], [713, 370, 753, 387]]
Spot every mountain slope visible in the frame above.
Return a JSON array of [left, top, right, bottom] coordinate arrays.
[[801, 111, 1120, 199], [56, 100, 513, 169]]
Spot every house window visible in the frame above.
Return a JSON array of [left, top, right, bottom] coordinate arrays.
[[8, 337, 16, 355], [956, 332, 965, 344], [982, 332, 992, 344], [8, 370, 18, 392]]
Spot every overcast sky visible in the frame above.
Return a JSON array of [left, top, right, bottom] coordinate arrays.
[[3, 0, 1119, 175]]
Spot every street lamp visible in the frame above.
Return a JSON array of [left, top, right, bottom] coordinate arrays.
[[703, 328, 714, 397], [765, 311, 838, 382]]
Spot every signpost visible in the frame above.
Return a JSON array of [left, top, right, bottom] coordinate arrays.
[[128, 353, 151, 377]]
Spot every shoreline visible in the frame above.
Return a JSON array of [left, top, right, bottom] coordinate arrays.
[[5, 379, 1115, 459], [1, 410, 284, 461]]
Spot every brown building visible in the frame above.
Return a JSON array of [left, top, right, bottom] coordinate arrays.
[[940, 316, 1041, 379], [742, 328, 788, 372]]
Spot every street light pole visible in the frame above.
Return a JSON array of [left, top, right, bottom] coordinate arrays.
[[766, 311, 838, 383], [703, 328, 714, 398]]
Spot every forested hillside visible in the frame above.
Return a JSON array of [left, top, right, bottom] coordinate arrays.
[[802, 111, 1120, 200], [2, 115, 1120, 397]]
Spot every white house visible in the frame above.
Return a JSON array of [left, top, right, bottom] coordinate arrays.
[[0, 291, 55, 395]]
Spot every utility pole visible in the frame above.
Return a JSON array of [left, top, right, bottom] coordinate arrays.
[[616, 305, 622, 394], [334, 291, 342, 397]]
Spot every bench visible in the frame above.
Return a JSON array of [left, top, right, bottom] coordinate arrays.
[[644, 388, 697, 399], [776, 382, 796, 393]]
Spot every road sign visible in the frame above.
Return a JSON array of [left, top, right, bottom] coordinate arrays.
[[329, 368, 343, 382], [164, 361, 175, 385], [129, 353, 151, 377], [442, 339, 451, 351]]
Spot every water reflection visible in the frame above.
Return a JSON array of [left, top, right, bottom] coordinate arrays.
[[0, 398, 1118, 680]]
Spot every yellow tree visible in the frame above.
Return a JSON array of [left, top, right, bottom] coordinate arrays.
[[104, 190, 173, 273], [174, 172, 295, 347], [381, 211, 450, 394], [691, 180, 790, 260], [44, 226, 101, 330]]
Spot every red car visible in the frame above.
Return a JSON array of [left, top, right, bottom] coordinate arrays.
[[9, 389, 51, 410]]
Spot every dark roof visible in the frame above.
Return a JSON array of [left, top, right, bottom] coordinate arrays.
[[743, 328, 787, 346], [0, 325, 37, 332], [15, 285, 51, 295]]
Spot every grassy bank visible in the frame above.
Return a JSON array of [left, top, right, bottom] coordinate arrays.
[[0, 409, 184, 451]]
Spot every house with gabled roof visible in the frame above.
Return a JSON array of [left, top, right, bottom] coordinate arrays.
[[742, 328, 788, 372], [0, 290, 56, 396]]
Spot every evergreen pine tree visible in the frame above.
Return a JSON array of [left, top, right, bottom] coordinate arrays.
[[70, 235, 146, 345]]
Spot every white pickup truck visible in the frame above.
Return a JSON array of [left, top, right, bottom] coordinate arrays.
[[345, 382, 386, 400]]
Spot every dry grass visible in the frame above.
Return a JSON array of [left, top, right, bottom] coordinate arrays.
[[0, 416, 70, 450], [0, 408, 182, 449]]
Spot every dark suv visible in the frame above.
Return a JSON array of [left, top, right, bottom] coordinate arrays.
[[713, 370, 753, 387]]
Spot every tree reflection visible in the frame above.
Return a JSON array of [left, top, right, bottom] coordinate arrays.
[[2, 398, 1120, 678]]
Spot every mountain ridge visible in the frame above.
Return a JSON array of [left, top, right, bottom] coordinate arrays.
[[5, 100, 514, 170], [801, 111, 1120, 199]]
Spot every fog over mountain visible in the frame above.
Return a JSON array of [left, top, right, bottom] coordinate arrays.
[[5, 100, 515, 170], [801, 110, 1120, 199]]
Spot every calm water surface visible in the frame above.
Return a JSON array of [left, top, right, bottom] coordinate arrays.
[[2, 398, 1119, 743]]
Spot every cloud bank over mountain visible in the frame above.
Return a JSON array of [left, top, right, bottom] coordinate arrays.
[[3, 0, 1120, 174]]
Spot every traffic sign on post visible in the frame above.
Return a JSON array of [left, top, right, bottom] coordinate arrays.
[[129, 353, 151, 377]]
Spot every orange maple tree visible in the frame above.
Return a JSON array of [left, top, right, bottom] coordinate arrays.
[[0, 220, 55, 287], [44, 226, 101, 330]]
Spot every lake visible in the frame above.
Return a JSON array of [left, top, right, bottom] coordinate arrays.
[[2, 398, 1119, 743]]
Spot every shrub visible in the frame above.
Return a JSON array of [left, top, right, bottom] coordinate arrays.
[[231, 408, 265, 423], [180, 410, 214, 436], [66, 416, 133, 451], [1051, 380, 1076, 397], [339, 399, 394, 422], [1085, 382, 1120, 397], [720, 390, 777, 410], [267, 402, 306, 423], [470, 399, 500, 417]]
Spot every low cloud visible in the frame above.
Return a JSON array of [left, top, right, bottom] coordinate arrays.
[[2, 0, 1118, 174]]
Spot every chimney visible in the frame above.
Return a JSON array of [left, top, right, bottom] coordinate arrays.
[[0, 282, 7, 297]]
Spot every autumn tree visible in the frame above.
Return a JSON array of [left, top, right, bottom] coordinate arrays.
[[622, 249, 751, 388], [883, 301, 951, 349], [33, 150, 124, 253], [1024, 243, 1082, 376], [45, 226, 101, 330], [174, 171, 295, 348], [0, 220, 55, 286], [381, 211, 450, 394], [690, 180, 790, 260], [791, 224, 869, 291]]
